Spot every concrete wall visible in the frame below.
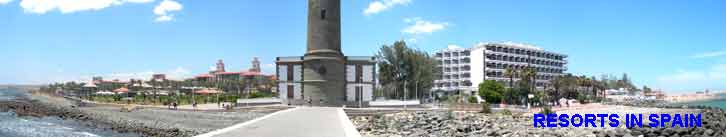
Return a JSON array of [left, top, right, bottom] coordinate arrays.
[[470, 47, 485, 91]]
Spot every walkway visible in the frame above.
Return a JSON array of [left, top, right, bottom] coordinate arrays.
[[178, 103, 233, 110], [196, 107, 361, 137]]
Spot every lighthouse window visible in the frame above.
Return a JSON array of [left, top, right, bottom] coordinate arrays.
[[321, 9, 326, 20]]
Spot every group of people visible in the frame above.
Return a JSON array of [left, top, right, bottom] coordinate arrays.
[[221, 103, 233, 110], [305, 97, 324, 107], [167, 101, 179, 110]]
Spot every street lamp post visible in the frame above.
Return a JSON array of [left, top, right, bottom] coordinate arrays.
[[403, 81, 407, 111]]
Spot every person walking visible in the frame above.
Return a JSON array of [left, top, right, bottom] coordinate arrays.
[[193, 102, 198, 110]]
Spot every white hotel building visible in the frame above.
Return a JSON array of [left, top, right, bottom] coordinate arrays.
[[433, 42, 568, 95]]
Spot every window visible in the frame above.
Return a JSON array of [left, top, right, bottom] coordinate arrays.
[[321, 9, 326, 20]]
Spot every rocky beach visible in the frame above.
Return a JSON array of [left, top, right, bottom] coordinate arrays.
[[0, 88, 287, 137], [350, 105, 726, 137]]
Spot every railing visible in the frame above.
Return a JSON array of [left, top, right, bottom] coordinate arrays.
[[448, 103, 483, 112], [347, 56, 374, 61], [277, 56, 302, 62]]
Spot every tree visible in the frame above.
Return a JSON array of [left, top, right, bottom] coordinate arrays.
[[376, 40, 440, 100], [504, 67, 517, 88], [478, 80, 504, 103], [242, 78, 247, 97], [578, 76, 593, 98], [591, 77, 606, 101], [643, 86, 652, 94], [407, 49, 438, 99], [622, 73, 630, 87], [150, 79, 160, 103], [555, 73, 579, 99], [551, 75, 566, 105], [516, 67, 537, 104]]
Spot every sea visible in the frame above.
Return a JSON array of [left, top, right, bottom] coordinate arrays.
[[0, 88, 140, 137], [673, 93, 726, 109]]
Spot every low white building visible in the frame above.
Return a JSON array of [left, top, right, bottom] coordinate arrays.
[[276, 56, 376, 107]]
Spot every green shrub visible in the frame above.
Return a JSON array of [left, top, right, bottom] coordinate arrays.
[[468, 96, 478, 103], [225, 95, 240, 102], [249, 92, 272, 98], [577, 94, 589, 104], [113, 95, 122, 101], [500, 109, 513, 115], [482, 91, 503, 103], [540, 106, 555, 114], [478, 80, 504, 103], [480, 102, 492, 113]]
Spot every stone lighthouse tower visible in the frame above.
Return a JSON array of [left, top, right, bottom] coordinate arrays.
[[276, 0, 375, 107], [303, 0, 345, 106]]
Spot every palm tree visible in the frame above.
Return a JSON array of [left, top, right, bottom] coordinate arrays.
[[526, 68, 538, 105], [522, 68, 537, 91], [160, 79, 170, 103], [504, 67, 517, 89], [150, 79, 159, 104], [591, 79, 605, 102], [236, 79, 244, 97], [583, 76, 594, 97], [551, 75, 564, 106]]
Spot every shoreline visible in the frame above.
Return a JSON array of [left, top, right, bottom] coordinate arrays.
[[663, 93, 726, 104], [1, 92, 287, 137], [668, 98, 726, 108], [0, 93, 192, 137]]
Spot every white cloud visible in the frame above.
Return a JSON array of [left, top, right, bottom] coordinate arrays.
[[402, 17, 448, 34], [104, 71, 155, 81], [690, 50, 726, 59], [153, 0, 182, 22], [656, 64, 726, 92], [124, 0, 153, 3], [363, 0, 411, 16], [166, 66, 191, 80], [19, 0, 154, 14], [154, 15, 173, 22], [0, 0, 13, 5]]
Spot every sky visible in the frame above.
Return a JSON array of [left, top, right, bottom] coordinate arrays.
[[1, 0, 725, 94]]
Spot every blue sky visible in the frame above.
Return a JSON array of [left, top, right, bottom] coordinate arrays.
[[1, 0, 725, 94]]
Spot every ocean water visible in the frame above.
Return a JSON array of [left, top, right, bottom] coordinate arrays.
[[0, 88, 140, 137], [675, 93, 726, 109]]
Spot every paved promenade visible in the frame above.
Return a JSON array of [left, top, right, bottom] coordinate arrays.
[[196, 107, 361, 137]]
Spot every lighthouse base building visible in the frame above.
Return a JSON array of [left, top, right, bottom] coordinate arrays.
[[275, 0, 375, 107]]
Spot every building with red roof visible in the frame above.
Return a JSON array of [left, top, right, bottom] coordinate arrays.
[[192, 59, 275, 83]]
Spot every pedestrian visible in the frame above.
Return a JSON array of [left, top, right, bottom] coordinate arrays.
[[566, 100, 570, 108]]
